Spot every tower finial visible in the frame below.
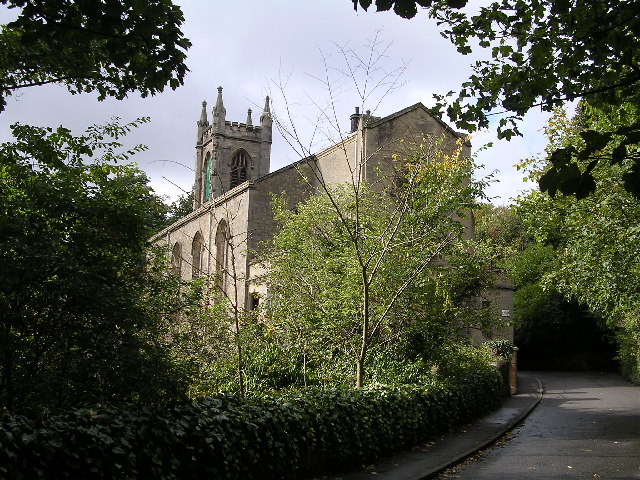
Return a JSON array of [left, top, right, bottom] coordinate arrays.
[[214, 86, 226, 117], [246, 108, 253, 127], [196, 100, 209, 145], [198, 100, 209, 127], [260, 95, 271, 124]]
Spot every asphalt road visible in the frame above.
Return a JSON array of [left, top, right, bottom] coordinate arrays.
[[436, 372, 640, 479]]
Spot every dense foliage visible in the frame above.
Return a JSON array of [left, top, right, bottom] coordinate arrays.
[[0, 0, 190, 112], [354, 0, 640, 198], [474, 204, 530, 261], [164, 189, 194, 227], [0, 353, 502, 479], [474, 203, 618, 370], [263, 138, 499, 388], [0, 119, 193, 411], [510, 245, 617, 370], [516, 105, 640, 380]]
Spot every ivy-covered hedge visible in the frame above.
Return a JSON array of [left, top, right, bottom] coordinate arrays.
[[0, 366, 502, 479]]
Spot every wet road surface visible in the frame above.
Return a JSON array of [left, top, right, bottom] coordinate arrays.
[[436, 372, 640, 479]]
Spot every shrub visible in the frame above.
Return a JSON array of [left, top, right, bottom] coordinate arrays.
[[0, 365, 502, 479], [619, 313, 640, 385], [484, 340, 515, 361]]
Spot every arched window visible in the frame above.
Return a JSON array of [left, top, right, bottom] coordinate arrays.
[[230, 150, 250, 189], [171, 242, 182, 276], [191, 232, 203, 279], [204, 153, 212, 201], [215, 220, 229, 289]]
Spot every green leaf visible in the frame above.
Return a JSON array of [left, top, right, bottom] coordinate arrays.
[[570, 173, 596, 200], [375, 0, 394, 12], [579, 130, 611, 158], [622, 166, 640, 199], [393, 1, 418, 18], [539, 169, 560, 197], [611, 143, 627, 165], [548, 147, 573, 167]]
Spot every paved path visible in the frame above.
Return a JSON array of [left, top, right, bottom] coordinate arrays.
[[436, 372, 640, 479], [315, 373, 542, 480]]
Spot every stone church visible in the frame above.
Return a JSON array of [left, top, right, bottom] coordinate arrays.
[[153, 87, 513, 343]]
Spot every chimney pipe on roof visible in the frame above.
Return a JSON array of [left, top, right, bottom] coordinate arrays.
[[350, 107, 361, 133]]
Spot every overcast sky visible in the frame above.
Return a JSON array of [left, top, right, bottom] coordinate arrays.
[[0, 0, 550, 205]]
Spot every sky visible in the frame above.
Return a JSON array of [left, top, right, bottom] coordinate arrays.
[[0, 0, 550, 205]]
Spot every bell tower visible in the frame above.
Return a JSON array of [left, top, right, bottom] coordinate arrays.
[[193, 87, 272, 210]]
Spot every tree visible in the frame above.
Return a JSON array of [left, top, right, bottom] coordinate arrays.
[[353, 0, 640, 198], [261, 36, 504, 388], [163, 282, 240, 397], [0, 0, 190, 112], [0, 118, 192, 410], [516, 105, 640, 381], [264, 140, 495, 388], [0, 0, 195, 410], [474, 203, 531, 264], [201, 197, 253, 398], [473, 201, 618, 370], [509, 243, 617, 370], [162, 186, 259, 398], [164, 189, 195, 227]]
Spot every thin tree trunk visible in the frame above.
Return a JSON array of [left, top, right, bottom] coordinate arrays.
[[303, 350, 308, 388], [234, 310, 245, 398], [357, 272, 369, 389], [356, 358, 365, 389]]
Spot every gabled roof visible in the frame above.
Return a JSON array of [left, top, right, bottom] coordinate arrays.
[[254, 102, 470, 187], [366, 102, 470, 145]]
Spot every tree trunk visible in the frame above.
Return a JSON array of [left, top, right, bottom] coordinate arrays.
[[356, 357, 365, 389], [357, 276, 369, 389], [236, 338, 245, 398], [303, 350, 308, 388], [233, 308, 245, 398]]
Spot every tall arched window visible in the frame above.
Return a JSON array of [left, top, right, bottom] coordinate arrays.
[[230, 150, 250, 189], [191, 232, 203, 279], [215, 220, 229, 289], [204, 153, 212, 202], [171, 242, 182, 276]]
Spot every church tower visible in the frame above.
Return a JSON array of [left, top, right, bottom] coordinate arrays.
[[193, 87, 272, 210]]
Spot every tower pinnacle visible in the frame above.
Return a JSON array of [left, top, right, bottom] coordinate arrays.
[[214, 86, 226, 118], [198, 100, 209, 127], [260, 96, 271, 124], [196, 100, 209, 145]]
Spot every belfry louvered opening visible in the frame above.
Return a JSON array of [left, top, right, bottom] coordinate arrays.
[[230, 150, 249, 189]]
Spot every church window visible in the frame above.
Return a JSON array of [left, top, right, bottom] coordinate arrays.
[[191, 232, 203, 279], [250, 295, 260, 310], [230, 150, 250, 189], [171, 242, 182, 276], [215, 220, 229, 290], [204, 153, 212, 201]]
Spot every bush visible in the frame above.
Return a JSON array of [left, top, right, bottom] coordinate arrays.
[[484, 340, 515, 361], [0, 365, 502, 479], [619, 313, 640, 385]]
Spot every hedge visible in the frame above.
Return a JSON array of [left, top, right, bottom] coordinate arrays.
[[0, 366, 502, 479]]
